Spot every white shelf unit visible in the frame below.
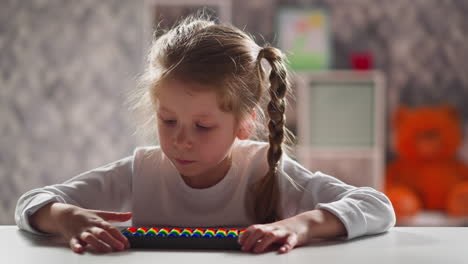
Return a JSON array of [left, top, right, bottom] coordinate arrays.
[[295, 70, 386, 190]]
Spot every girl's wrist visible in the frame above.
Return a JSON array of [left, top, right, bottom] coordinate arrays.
[[30, 202, 75, 234], [294, 209, 347, 241], [30, 202, 59, 234]]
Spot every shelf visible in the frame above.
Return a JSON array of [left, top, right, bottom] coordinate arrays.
[[396, 211, 468, 227]]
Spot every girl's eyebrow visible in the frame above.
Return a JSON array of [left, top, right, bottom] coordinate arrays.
[[158, 106, 173, 113], [190, 113, 216, 119], [159, 106, 214, 119]]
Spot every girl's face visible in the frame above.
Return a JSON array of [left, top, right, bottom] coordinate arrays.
[[156, 78, 243, 188]]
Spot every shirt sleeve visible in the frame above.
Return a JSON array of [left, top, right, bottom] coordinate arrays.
[[15, 154, 134, 235], [278, 155, 396, 240]]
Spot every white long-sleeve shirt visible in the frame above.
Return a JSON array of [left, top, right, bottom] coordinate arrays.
[[15, 140, 395, 239]]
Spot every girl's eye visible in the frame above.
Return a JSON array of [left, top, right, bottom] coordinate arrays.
[[196, 124, 211, 130], [163, 119, 176, 125], [158, 116, 211, 130]]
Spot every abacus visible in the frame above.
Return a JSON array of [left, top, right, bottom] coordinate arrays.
[[122, 227, 245, 250]]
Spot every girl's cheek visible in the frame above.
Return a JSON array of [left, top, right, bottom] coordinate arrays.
[[157, 125, 173, 142], [195, 129, 219, 142]]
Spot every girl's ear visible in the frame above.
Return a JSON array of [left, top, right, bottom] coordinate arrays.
[[236, 112, 256, 140]]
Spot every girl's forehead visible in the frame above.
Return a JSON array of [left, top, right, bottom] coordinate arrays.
[[157, 79, 226, 114]]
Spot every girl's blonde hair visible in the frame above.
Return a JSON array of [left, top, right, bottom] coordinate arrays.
[[127, 13, 300, 223]]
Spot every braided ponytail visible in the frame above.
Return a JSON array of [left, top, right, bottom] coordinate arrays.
[[249, 46, 290, 223]]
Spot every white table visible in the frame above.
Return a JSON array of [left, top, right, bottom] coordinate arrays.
[[2, 226, 467, 264]]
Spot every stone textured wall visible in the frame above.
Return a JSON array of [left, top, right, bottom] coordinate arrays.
[[2, 0, 468, 224], [1, 0, 144, 224]]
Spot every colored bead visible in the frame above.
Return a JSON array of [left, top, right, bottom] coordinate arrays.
[[181, 229, 193, 237], [137, 227, 148, 234], [122, 230, 132, 236], [145, 229, 157, 236], [227, 229, 239, 237], [215, 230, 227, 237], [192, 230, 203, 237], [157, 228, 170, 236], [168, 228, 182, 237], [203, 229, 215, 237]]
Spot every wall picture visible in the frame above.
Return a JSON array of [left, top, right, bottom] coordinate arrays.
[[277, 8, 331, 71]]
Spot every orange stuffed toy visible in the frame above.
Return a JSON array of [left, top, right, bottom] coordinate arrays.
[[385, 105, 468, 219]]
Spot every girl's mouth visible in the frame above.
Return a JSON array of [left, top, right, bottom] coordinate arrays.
[[175, 159, 195, 165]]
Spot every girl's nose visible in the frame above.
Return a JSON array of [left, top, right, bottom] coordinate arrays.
[[173, 126, 193, 149]]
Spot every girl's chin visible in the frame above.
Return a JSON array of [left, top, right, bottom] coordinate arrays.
[[174, 164, 200, 176]]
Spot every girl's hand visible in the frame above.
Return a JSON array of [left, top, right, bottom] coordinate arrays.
[[238, 209, 346, 254], [51, 203, 132, 253], [238, 216, 309, 254]]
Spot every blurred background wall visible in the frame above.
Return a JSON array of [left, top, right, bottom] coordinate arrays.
[[2, 0, 468, 224]]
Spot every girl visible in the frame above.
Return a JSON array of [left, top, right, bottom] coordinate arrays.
[[15, 15, 395, 254]]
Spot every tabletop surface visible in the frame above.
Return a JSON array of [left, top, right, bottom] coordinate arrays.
[[2, 226, 467, 264]]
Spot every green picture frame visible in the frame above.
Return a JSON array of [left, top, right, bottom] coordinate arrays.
[[276, 8, 332, 71]]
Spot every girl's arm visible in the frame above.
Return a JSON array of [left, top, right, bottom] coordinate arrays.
[[299, 175, 396, 240], [239, 155, 395, 254], [15, 155, 133, 235], [280, 156, 396, 240], [29, 202, 131, 253], [238, 208, 347, 254], [294, 208, 347, 239]]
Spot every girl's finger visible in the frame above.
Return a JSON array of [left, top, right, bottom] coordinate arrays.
[[80, 231, 112, 253], [238, 229, 249, 244], [242, 229, 266, 252], [69, 236, 85, 253], [253, 231, 282, 253], [98, 222, 130, 249], [94, 211, 132, 222], [279, 233, 298, 254], [90, 227, 125, 251]]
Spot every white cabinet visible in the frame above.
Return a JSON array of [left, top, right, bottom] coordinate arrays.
[[294, 70, 385, 190]]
